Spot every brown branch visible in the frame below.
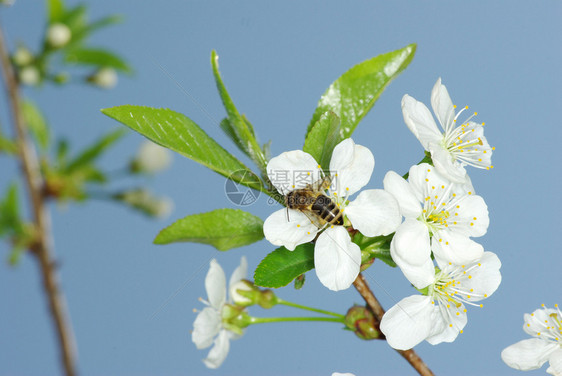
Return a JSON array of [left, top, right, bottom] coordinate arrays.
[[0, 26, 78, 376], [353, 273, 434, 376]]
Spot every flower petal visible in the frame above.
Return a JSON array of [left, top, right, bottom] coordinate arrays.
[[391, 245, 435, 289], [263, 209, 318, 251], [314, 227, 361, 291], [206, 259, 226, 310], [401, 94, 442, 150], [383, 171, 421, 218], [451, 195, 489, 237], [345, 189, 401, 237], [431, 230, 484, 265], [380, 295, 434, 350], [429, 142, 468, 184], [267, 150, 321, 194], [391, 219, 431, 266], [228, 256, 247, 292], [425, 303, 467, 345], [192, 307, 221, 349], [430, 78, 455, 133], [457, 251, 502, 301], [547, 349, 562, 376], [329, 139, 374, 197], [203, 329, 231, 369], [501, 338, 558, 371]]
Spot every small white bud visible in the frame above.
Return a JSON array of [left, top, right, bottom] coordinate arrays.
[[19, 66, 40, 85], [229, 280, 254, 306], [134, 141, 172, 174], [88, 67, 117, 89], [46, 23, 72, 48], [153, 197, 173, 218], [13, 46, 33, 66]]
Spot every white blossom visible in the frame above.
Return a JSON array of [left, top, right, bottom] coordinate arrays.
[[502, 305, 562, 375], [192, 257, 247, 369], [402, 78, 493, 183], [89, 67, 118, 89], [384, 163, 488, 287], [380, 252, 501, 350], [264, 138, 401, 291], [134, 140, 172, 174], [46, 23, 72, 48], [19, 66, 40, 86]]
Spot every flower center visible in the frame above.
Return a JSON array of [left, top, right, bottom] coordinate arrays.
[[441, 106, 494, 170], [426, 262, 486, 331], [528, 305, 562, 344]]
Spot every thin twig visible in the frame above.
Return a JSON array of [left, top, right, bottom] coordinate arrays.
[[353, 273, 434, 376], [0, 26, 78, 376]]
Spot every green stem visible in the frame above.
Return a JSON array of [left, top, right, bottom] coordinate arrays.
[[250, 316, 344, 325], [277, 298, 345, 318]]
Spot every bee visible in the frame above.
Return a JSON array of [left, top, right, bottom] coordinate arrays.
[[285, 176, 343, 228]]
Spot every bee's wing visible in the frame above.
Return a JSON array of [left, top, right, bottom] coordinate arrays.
[[300, 210, 325, 229]]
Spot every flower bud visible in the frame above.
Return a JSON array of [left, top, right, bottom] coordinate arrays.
[[87, 67, 118, 89], [19, 66, 40, 86], [257, 289, 278, 309], [230, 280, 259, 307], [130, 141, 172, 174], [13, 46, 33, 66], [116, 189, 173, 218], [344, 305, 383, 340], [46, 23, 72, 48]]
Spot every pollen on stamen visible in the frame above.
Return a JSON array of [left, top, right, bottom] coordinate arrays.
[[542, 303, 546, 307], [307, 172, 311, 176], [346, 187, 349, 191], [460, 330, 464, 333], [297, 224, 301, 228], [449, 324, 453, 327], [317, 164, 321, 169], [307, 231, 311, 235], [479, 304, 483, 308], [292, 185, 295, 188], [465, 105, 468, 109]]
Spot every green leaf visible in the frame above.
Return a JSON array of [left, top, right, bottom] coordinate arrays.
[[0, 183, 21, 237], [61, 4, 87, 32], [154, 209, 264, 251], [0, 135, 17, 154], [211, 50, 266, 171], [64, 48, 132, 73], [303, 111, 343, 170], [254, 244, 315, 288], [65, 128, 125, 172], [307, 43, 416, 139], [22, 99, 50, 150], [101, 105, 263, 192], [47, 0, 65, 23]]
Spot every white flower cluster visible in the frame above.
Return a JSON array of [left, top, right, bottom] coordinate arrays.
[[263, 78, 500, 349], [192, 78, 500, 368], [380, 78, 500, 350]]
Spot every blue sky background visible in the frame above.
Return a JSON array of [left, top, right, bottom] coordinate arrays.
[[1, 1, 561, 375]]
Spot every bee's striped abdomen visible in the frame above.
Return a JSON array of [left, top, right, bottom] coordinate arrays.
[[311, 195, 343, 226]]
